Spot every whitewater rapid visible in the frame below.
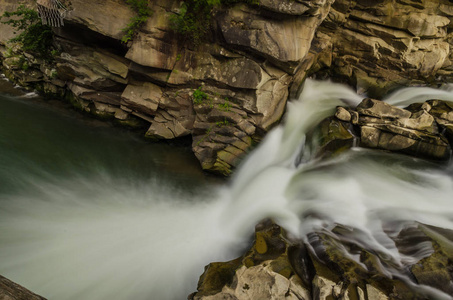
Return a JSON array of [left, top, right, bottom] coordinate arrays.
[[1, 79, 453, 299]]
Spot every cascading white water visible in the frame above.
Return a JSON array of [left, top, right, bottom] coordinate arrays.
[[1, 78, 453, 299]]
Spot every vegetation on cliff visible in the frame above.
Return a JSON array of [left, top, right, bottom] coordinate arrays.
[[171, 0, 259, 45], [121, 0, 152, 43], [0, 5, 53, 58]]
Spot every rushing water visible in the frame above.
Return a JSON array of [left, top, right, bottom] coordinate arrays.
[[1, 77, 453, 299]]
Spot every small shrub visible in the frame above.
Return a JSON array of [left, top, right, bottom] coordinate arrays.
[[21, 61, 29, 71], [0, 5, 54, 58], [218, 98, 231, 111], [171, 0, 259, 45], [193, 86, 209, 104], [121, 0, 152, 43]]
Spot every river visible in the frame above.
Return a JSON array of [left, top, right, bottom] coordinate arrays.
[[1, 77, 453, 299]]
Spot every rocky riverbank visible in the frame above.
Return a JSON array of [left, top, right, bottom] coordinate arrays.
[[3, 0, 453, 175], [190, 219, 453, 300], [2, 1, 453, 299]]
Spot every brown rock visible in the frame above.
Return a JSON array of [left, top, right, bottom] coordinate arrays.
[[121, 82, 163, 116], [357, 98, 412, 119], [0, 274, 47, 300]]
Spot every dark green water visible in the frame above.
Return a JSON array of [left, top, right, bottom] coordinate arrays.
[[0, 77, 231, 300], [0, 78, 213, 196], [3, 77, 453, 300]]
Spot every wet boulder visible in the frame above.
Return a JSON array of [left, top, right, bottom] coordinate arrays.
[[190, 219, 311, 300]]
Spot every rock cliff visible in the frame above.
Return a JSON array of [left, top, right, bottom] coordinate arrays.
[[2, 0, 453, 174]]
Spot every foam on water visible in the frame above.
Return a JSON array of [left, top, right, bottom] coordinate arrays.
[[1, 79, 453, 299]]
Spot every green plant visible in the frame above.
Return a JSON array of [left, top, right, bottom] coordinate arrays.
[[121, 0, 152, 43], [216, 118, 230, 127], [193, 86, 209, 104], [171, 0, 259, 45], [196, 125, 215, 145], [50, 49, 60, 57], [4, 47, 13, 58], [0, 5, 54, 58], [21, 61, 29, 71], [218, 98, 231, 111]]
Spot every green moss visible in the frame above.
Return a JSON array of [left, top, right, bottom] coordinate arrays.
[[196, 258, 242, 296]]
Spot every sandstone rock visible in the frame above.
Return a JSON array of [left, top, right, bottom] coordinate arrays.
[[309, 117, 355, 159], [312, 275, 342, 300], [259, 0, 310, 15], [65, 0, 135, 40], [196, 264, 310, 300], [121, 82, 163, 116], [93, 51, 129, 79], [217, 3, 332, 72], [125, 32, 178, 71], [313, 0, 453, 97], [360, 125, 450, 160], [335, 106, 352, 122], [366, 285, 388, 300], [56, 50, 127, 91], [193, 218, 453, 300], [191, 220, 310, 299], [168, 47, 265, 89], [357, 98, 412, 119], [410, 225, 453, 296], [0, 274, 46, 300]]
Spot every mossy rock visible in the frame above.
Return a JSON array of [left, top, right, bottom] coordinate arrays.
[[195, 258, 243, 297], [307, 116, 355, 159]]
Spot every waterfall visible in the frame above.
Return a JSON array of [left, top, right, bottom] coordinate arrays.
[[1, 78, 453, 299]]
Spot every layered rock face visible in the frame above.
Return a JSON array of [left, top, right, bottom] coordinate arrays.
[[311, 0, 453, 97], [0, 0, 335, 175], [2, 0, 453, 174], [313, 98, 453, 161]]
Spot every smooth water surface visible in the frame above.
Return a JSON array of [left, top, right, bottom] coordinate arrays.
[[0, 78, 241, 299], [1, 78, 453, 299]]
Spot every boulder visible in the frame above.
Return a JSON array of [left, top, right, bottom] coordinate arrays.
[[359, 125, 450, 160], [357, 98, 412, 119], [191, 219, 311, 299], [308, 117, 356, 159]]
